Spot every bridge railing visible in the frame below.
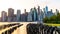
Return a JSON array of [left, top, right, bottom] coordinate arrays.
[[26, 23, 60, 34], [0, 23, 23, 34], [0, 22, 60, 34]]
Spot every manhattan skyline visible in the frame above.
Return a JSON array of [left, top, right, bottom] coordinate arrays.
[[0, 0, 60, 17]]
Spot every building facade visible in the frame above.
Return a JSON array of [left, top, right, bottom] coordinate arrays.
[[27, 9, 32, 21], [16, 10, 21, 22], [32, 7, 38, 21], [8, 8, 14, 22], [45, 6, 48, 14], [1, 11, 7, 22]]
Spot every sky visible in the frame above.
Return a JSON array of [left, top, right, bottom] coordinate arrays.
[[0, 0, 60, 16]]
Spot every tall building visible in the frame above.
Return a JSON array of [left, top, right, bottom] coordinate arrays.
[[32, 7, 38, 21], [45, 6, 48, 14], [37, 6, 40, 15], [43, 7, 48, 18], [16, 10, 21, 22], [47, 9, 53, 17], [0, 17, 2, 22], [43, 8, 45, 18], [24, 9, 26, 13], [13, 14, 16, 22], [43, 7, 54, 18], [24, 9, 28, 21], [55, 9, 59, 15], [1, 11, 7, 22], [20, 9, 28, 22], [39, 9, 44, 23], [27, 8, 32, 21], [37, 6, 44, 23], [20, 14, 25, 22], [8, 8, 14, 22], [37, 6, 40, 21]]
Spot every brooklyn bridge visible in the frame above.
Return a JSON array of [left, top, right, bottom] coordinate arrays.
[[0, 22, 60, 34]]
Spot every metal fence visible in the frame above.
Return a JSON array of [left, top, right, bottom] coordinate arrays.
[[0, 23, 23, 34], [0, 23, 60, 34], [26, 23, 60, 34]]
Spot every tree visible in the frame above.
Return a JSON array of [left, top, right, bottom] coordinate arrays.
[[43, 17, 49, 23], [43, 13, 60, 24]]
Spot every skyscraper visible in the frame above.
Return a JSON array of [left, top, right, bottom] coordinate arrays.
[[1, 11, 7, 22], [55, 9, 59, 15], [24, 9, 26, 13], [8, 8, 14, 17], [13, 14, 16, 22], [24, 9, 28, 21], [27, 8, 32, 21], [20, 9, 28, 22], [16, 10, 21, 22], [39, 9, 44, 23], [32, 7, 38, 21], [47, 10, 54, 18], [37, 6, 40, 21], [43, 8, 46, 18], [8, 8, 14, 22], [37, 6, 40, 15], [45, 6, 48, 14]]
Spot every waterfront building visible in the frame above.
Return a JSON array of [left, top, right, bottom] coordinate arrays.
[[43, 6, 48, 18], [43, 8, 46, 18], [27, 9, 32, 21], [20, 14, 26, 22], [20, 9, 28, 22], [8, 8, 14, 22], [32, 7, 38, 21], [24, 9, 28, 21], [37, 6, 44, 23], [55, 9, 59, 15], [0, 17, 2, 22], [16, 10, 21, 22], [37, 6, 41, 21], [46, 9, 54, 18], [37, 6, 40, 15], [1, 11, 7, 22], [13, 14, 16, 22], [39, 9, 44, 23], [45, 6, 48, 14]]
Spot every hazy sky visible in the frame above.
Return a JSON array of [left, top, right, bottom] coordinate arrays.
[[0, 0, 60, 14]]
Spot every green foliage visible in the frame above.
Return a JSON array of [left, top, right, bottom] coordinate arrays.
[[43, 13, 60, 24]]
